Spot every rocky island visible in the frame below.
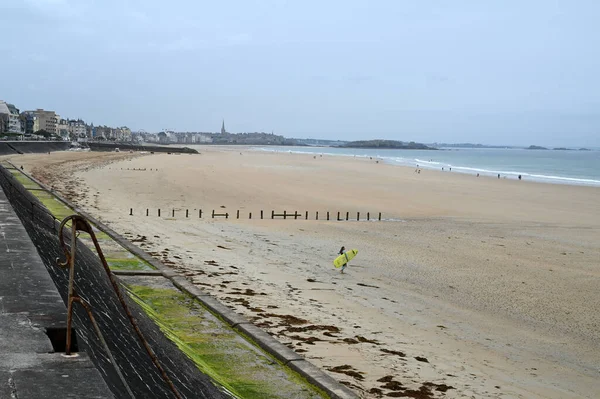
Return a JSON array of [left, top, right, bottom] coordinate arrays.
[[341, 139, 435, 150], [526, 145, 548, 150]]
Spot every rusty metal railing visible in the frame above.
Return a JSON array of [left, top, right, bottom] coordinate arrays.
[[57, 215, 182, 399]]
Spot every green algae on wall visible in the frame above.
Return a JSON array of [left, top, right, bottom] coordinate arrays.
[[126, 285, 326, 399], [104, 257, 154, 271], [8, 172, 42, 189]]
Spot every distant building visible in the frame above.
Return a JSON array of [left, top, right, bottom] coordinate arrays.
[[221, 119, 226, 134], [68, 119, 87, 138], [117, 126, 132, 141], [157, 132, 168, 143], [197, 134, 212, 143], [57, 118, 70, 140], [0, 101, 22, 133], [20, 111, 38, 134], [26, 109, 57, 134], [7, 103, 21, 133], [0, 101, 9, 133], [94, 125, 110, 140]]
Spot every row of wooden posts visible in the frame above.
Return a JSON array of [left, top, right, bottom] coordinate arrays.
[[128, 208, 382, 221]]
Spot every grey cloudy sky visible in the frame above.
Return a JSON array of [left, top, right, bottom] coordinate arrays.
[[1, 0, 599, 146]]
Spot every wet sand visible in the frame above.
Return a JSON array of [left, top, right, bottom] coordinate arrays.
[[6, 148, 600, 398]]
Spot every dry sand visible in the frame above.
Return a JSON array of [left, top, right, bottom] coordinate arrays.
[[6, 148, 600, 398]]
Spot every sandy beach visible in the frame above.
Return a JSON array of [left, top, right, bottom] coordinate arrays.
[[6, 147, 600, 398]]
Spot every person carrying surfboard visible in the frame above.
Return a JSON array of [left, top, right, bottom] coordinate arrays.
[[333, 247, 358, 273], [338, 246, 347, 273]]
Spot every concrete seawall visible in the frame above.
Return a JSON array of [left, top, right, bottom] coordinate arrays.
[[0, 143, 18, 155], [0, 165, 224, 398], [0, 141, 71, 155], [0, 178, 113, 398], [86, 142, 198, 154], [9, 141, 72, 154], [0, 141, 198, 155]]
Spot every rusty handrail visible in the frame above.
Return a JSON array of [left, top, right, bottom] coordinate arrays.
[[57, 214, 182, 399]]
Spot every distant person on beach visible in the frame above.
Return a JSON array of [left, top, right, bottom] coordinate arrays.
[[449, 167, 452, 171], [518, 175, 522, 180], [498, 174, 500, 179], [339, 246, 348, 274]]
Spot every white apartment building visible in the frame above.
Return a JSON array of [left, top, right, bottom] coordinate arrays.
[[7, 103, 21, 133], [57, 117, 70, 140], [68, 119, 87, 138], [0, 101, 22, 133]]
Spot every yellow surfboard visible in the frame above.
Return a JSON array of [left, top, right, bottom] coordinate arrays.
[[333, 249, 358, 268]]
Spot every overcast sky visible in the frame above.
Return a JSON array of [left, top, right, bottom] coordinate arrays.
[[1, 1, 599, 146]]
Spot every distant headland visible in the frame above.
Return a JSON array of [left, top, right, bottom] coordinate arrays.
[[526, 145, 548, 150], [526, 145, 592, 151], [341, 140, 436, 150]]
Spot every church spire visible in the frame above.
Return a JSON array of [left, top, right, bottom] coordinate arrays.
[[221, 119, 226, 134]]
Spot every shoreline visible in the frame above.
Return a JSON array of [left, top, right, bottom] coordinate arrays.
[[252, 145, 600, 187], [6, 149, 600, 398]]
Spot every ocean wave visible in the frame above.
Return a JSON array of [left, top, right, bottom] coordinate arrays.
[[414, 158, 443, 166], [253, 147, 600, 187]]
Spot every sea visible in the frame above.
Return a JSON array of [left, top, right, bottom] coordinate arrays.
[[257, 146, 600, 187]]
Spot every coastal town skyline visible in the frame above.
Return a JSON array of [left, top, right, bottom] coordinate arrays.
[[1, 100, 599, 149]]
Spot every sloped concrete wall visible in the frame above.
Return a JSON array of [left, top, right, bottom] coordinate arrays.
[[87, 142, 198, 154], [0, 141, 71, 154], [0, 143, 19, 155], [0, 165, 224, 399]]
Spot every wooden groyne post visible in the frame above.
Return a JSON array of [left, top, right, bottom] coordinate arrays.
[[212, 210, 229, 219]]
